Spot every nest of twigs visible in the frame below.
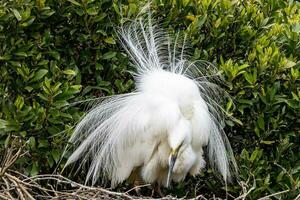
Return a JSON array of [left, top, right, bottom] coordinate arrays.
[[0, 138, 293, 200], [0, 139, 136, 200], [0, 138, 207, 200]]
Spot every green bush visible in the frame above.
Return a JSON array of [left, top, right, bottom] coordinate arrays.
[[0, 0, 299, 199], [0, 0, 132, 176]]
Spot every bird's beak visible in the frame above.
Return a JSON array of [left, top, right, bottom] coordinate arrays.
[[166, 149, 178, 187]]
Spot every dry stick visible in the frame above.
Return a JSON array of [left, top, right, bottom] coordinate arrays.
[[8, 169, 30, 179], [257, 189, 290, 200], [0, 187, 12, 200], [72, 185, 87, 199], [48, 183, 59, 198], [10, 177, 32, 200], [1, 143, 213, 200], [188, 195, 208, 200], [20, 174, 136, 199], [1, 185, 14, 200], [92, 190, 102, 198], [5, 173, 54, 197], [2, 177, 10, 190], [234, 185, 255, 200], [66, 189, 107, 200], [19, 186, 35, 200], [5, 173, 35, 200], [0, 145, 24, 177], [125, 183, 151, 194], [234, 173, 256, 200], [2, 177, 15, 199], [0, 193, 10, 200], [16, 181, 35, 200], [52, 191, 91, 200], [0, 147, 11, 169], [7, 148, 22, 165], [37, 175, 210, 200], [14, 180, 90, 200], [9, 177, 26, 200], [29, 174, 135, 199]]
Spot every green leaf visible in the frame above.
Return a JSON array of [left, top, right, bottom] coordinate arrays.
[[44, 77, 51, 90], [87, 7, 98, 15], [20, 17, 35, 27], [38, 139, 49, 148], [0, 55, 12, 60], [63, 69, 76, 76], [128, 3, 137, 17], [51, 150, 60, 163], [257, 115, 265, 130], [292, 24, 300, 33], [20, 131, 27, 137], [38, 93, 49, 101], [5, 135, 11, 148], [37, 60, 49, 66], [0, 119, 8, 130], [28, 137, 36, 149], [52, 100, 69, 108], [0, 119, 20, 132], [48, 51, 60, 60], [96, 29, 107, 36], [14, 95, 24, 110], [11, 9, 22, 21], [195, 15, 207, 29], [94, 13, 107, 22], [30, 69, 48, 82], [66, 0, 82, 7], [54, 85, 81, 101], [104, 37, 116, 44], [264, 174, 270, 185], [260, 140, 275, 145], [30, 162, 39, 176], [70, 85, 82, 91], [9, 61, 21, 67], [14, 52, 28, 57], [250, 149, 259, 161], [102, 51, 116, 60]]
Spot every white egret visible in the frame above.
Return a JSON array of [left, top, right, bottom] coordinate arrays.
[[65, 14, 237, 189]]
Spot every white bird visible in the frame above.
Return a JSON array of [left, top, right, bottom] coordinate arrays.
[[65, 13, 237, 189]]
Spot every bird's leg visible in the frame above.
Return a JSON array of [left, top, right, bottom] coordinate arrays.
[[151, 183, 163, 197], [156, 184, 163, 197], [133, 180, 143, 196], [128, 167, 145, 195]]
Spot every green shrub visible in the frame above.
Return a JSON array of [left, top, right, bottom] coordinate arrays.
[[0, 0, 299, 199], [0, 0, 132, 176]]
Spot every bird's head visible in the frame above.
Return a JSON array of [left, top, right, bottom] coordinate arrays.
[[166, 142, 183, 187], [166, 120, 191, 187]]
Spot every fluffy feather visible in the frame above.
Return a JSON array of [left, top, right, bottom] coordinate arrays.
[[65, 12, 237, 187]]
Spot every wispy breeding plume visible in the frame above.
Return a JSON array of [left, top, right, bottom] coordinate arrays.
[[65, 9, 238, 189]]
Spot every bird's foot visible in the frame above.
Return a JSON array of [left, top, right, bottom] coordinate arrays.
[[133, 180, 143, 196], [151, 183, 163, 197]]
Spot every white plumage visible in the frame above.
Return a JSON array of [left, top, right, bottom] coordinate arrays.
[[65, 13, 237, 188]]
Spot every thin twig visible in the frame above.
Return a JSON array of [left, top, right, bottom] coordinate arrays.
[[257, 189, 290, 200], [9, 177, 26, 200], [0, 193, 10, 200], [125, 183, 151, 194], [235, 173, 256, 200]]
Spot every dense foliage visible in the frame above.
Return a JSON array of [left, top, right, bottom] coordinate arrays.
[[0, 0, 299, 199]]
